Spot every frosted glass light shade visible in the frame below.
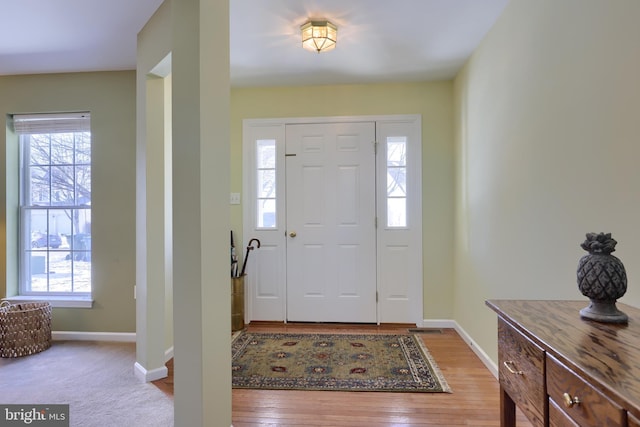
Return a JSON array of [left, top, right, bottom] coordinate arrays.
[[301, 20, 337, 53]]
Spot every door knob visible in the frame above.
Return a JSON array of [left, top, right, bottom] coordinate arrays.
[[289, 231, 297, 238]]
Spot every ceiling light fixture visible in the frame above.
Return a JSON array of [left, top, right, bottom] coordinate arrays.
[[300, 20, 337, 53]]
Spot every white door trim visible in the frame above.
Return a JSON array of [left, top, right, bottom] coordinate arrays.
[[242, 114, 422, 324]]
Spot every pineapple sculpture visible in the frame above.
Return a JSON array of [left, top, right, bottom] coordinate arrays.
[[577, 232, 628, 323]]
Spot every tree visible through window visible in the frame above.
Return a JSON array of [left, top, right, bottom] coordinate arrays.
[[14, 113, 92, 295], [386, 136, 407, 227], [256, 139, 276, 228]]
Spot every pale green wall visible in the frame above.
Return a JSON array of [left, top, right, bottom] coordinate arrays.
[[231, 82, 456, 319], [171, 0, 232, 424], [163, 74, 173, 350], [453, 0, 640, 363], [135, 0, 171, 375], [137, 1, 232, 424], [0, 71, 137, 332]]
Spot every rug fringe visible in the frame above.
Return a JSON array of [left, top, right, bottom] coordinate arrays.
[[232, 329, 244, 343], [412, 334, 452, 393]]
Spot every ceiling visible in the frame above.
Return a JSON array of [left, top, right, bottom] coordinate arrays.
[[0, 0, 509, 87]]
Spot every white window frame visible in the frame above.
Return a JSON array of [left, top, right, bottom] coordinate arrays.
[[7, 113, 93, 308], [255, 138, 277, 229], [385, 136, 408, 228]]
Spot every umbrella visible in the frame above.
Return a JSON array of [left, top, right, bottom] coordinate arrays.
[[239, 238, 261, 277]]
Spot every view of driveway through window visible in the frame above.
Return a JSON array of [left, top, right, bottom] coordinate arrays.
[[29, 233, 91, 293]]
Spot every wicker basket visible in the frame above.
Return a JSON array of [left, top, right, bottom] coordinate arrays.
[[0, 301, 52, 358]]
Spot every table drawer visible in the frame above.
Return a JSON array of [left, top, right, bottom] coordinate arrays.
[[498, 318, 545, 426], [547, 353, 625, 427], [549, 398, 580, 427]]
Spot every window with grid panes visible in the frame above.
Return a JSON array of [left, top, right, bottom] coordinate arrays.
[[14, 113, 92, 296]]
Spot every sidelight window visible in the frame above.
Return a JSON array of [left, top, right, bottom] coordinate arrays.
[[256, 139, 276, 228], [386, 136, 407, 227]]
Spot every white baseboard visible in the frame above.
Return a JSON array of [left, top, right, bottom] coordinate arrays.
[[134, 361, 168, 382], [423, 318, 498, 379], [165, 346, 174, 362], [452, 321, 498, 379], [52, 331, 136, 342], [53, 332, 174, 363], [421, 319, 457, 329], [52, 331, 172, 382]]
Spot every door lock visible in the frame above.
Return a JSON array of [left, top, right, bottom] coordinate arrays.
[[289, 231, 297, 238]]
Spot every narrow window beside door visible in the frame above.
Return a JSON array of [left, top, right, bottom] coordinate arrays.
[[256, 139, 276, 228], [386, 136, 407, 227]]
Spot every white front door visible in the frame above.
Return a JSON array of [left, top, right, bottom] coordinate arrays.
[[285, 122, 376, 322]]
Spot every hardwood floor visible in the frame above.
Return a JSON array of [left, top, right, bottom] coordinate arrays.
[[151, 355, 174, 396], [153, 322, 533, 426]]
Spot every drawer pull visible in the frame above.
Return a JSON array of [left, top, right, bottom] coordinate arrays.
[[563, 392, 581, 408], [503, 360, 523, 375]]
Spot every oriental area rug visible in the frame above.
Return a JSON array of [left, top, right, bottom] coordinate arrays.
[[231, 332, 451, 393]]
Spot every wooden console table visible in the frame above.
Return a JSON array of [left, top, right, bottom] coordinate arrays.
[[486, 300, 640, 427]]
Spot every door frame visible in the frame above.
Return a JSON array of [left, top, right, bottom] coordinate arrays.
[[242, 115, 423, 325]]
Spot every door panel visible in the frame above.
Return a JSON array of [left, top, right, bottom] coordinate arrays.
[[285, 122, 376, 323]]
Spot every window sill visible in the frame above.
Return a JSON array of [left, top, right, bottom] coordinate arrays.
[[3, 295, 93, 308]]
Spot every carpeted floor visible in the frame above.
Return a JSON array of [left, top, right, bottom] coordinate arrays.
[[232, 331, 451, 393], [0, 341, 173, 427]]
